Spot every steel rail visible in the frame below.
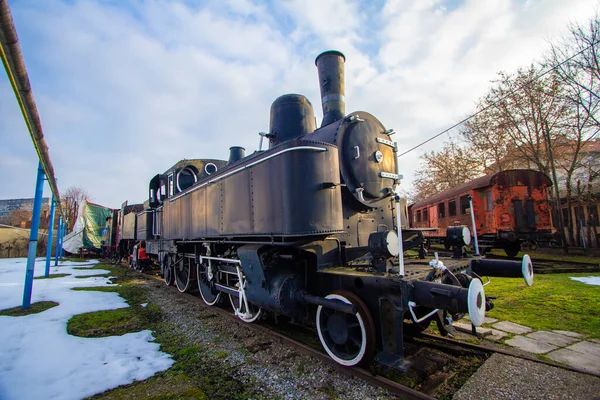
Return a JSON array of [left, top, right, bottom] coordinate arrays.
[[0, 0, 63, 216], [419, 333, 600, 378]]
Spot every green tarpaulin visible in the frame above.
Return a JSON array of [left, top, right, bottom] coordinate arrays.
[[63, 200, 113, 253]]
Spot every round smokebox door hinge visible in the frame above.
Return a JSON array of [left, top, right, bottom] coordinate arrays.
[[374, 151, 383, 163]]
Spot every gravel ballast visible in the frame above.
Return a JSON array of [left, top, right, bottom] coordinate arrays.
[[141, 277, 396, 399]]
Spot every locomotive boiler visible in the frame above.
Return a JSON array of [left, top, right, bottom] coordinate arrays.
[[128, 50, 532, 369]]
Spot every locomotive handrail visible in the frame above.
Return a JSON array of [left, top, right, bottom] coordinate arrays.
[[169, 146, 328, 202], [199, 255, 242, 264]]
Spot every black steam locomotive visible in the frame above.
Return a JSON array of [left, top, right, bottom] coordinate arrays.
[[112, 51, 533, 369]]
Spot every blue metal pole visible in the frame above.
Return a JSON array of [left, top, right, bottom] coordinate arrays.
[[22, 162, 45, 309], [59, 219, 66, 258], [44, 197, 56, 277], [54, 215, 62, 266]]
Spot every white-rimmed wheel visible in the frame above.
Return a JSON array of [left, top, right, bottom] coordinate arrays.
[[175, 256, 193, 293], [316, 290, 376, 367], [521, 254, 534, 286], [227, 274, 262, 323], [163, 254, 174, 286], [197, 260, 221, 306], [467, 279, 486, 327]]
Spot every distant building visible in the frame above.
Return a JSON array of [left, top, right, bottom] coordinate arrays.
[[0, 197, 51, 226]]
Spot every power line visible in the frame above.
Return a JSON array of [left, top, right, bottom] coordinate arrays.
[[397, 39, 600, 158]]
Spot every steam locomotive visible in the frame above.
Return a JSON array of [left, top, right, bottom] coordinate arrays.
[[106, 51, 533, 369]]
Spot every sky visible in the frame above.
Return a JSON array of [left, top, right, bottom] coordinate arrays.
[[0, 257, 174, 400], [0, 0, 598, 209]]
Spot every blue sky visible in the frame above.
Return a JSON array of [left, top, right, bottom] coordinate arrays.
[[1, 0, 597, 208]]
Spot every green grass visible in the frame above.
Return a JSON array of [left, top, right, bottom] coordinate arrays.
[[72, 286, 118, 292], [34, 273, 70, 280], [67, 305, 161, 338], [74, 274, 111, 279], [0, 301, 59, 316], [73, 263, 259, 400], [87, 373, 208, 400], [485, 272, 600, 338]]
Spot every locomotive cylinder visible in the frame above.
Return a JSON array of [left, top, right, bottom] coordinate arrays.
[[228, 146, 246, 165], [315, 50, 346, 127], [470, 254, 534, 286], [412, 280, 470, 314], [269, 94, 316, 148]]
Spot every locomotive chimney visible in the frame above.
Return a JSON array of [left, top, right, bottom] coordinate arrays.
[[228, 146, 246, 165], [315, 50, 346, 127]]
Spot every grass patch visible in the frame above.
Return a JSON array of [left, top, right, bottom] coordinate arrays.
[[88, 373, 208, 400], [34, 273, 70, 280], [486, 272, 600, 338], [486, 248, 599, 264], [0, 301, 59, 316], [78, 263, 259, 400], [67, 305, 161, 338], [72, 287, 118, 292], [74, 274, 110, 279]]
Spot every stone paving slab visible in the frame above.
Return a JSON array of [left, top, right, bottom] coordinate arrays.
[[546, 348, 600, 375], [484, 329, 508, 342], [492, 321, 533, 334], [453, 321, 492, 336], [564, 341, 600, 358], [552, 330, 585, 338], [463, 315, 498, 324], [526, 330, 579, 347], [590, 339, 600, 344], [505, 336, 558, 354]]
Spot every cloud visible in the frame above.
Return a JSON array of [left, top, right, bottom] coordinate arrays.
[[0, 0, 598, 209]]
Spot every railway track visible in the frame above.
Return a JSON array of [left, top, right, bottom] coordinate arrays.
[[484, 254, 600, 273], [139, 269, 438, 400], [421, 250, 600, 273], [114, 263, 598, 399]]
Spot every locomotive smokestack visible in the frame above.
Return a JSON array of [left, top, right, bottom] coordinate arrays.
[[228, 146, 245, 165], [315, 50, 346, 127]]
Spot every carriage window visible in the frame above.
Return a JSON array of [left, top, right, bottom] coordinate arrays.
[[486, 191, 493, 212], [423, 208, 428, 223], [168, 174, 174, 198], [416, 210, 422, 222], [449, 200, 457, 216], [438, 202, 445, 218], [460, 195, 470, 214]]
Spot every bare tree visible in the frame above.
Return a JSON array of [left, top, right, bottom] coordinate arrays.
[[551, 14, 600, 129], [548, 14, 600, 246], [61, 186, 90, 233], [412, 140, 483, 201], [460, 108, 516, 173], [6, 209, 32, 228]]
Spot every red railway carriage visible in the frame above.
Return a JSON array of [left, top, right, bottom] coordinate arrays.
[[409, 170, 553, 257]]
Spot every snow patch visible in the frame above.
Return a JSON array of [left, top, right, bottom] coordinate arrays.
[[0, 257, 174, 400], [570, 276, 600, 286]]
